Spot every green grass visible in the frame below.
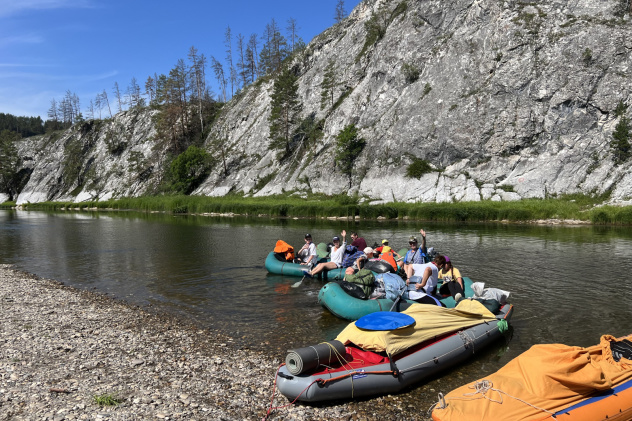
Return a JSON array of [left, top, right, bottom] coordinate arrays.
[[93, 393, 122, 406], [12, 193, 632, 225]]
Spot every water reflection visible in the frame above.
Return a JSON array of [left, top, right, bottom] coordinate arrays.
[[0, 209, 631, 364]]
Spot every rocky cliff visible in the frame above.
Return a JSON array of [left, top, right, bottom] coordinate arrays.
[[12, 0, 632, 205]]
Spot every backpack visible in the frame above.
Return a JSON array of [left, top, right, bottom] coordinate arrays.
[[340, 281, 368, 299], [344, 269, 375, 298], [273, 240, 295, 262], [341, 250, 364, 268], [375, 273, 407, 301]]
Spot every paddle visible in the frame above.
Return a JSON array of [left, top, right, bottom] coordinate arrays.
[[291, 275, 306, 288], [389, 286, 407, 312]]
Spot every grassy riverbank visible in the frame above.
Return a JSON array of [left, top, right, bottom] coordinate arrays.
[[4, 193, 632, 224]]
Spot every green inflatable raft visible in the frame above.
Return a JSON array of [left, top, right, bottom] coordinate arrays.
[[318, 277, 475, 321]]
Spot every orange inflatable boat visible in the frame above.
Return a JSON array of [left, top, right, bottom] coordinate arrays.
[[431, 334, 632, 421]]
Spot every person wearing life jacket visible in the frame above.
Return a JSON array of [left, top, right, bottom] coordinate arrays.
[[297, 233, 318, 268], [379, 246, 400, 272]]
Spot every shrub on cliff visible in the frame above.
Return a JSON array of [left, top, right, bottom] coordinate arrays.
[[168, 145, 211, 194], [405, 157, 433, 178]]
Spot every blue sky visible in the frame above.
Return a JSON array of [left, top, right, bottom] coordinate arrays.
[[0, 0, 361, 120]]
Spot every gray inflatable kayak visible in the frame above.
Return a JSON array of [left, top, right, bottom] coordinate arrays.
[[275, 303, 513, 402]]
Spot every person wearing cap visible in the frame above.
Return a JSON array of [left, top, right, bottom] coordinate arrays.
[[349, 232, 367, 251], [378, 245, 401, 271], [297, 234, 318, 268], [303, 230, 346, 277], [344, 246, 375, 275], [374, 239, 390, 256], [403, 229, 428, 280], [438, 255, 464, 301]]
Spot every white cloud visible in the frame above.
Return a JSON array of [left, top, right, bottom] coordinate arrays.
[[0, 34, 44, 47], [0, 0, 96, 18]]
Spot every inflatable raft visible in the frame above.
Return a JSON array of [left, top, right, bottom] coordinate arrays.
[[265, 245, 409, 280], [431, 333, 632, 421], [264, 251, 347, 279], [275, 300, 513, 402], [318, 276, 475, 321]]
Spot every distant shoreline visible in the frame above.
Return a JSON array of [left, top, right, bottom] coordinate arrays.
[[3, 194, 631, 225]]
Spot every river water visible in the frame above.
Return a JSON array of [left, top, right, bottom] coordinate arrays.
[[1, 209, 631, 391]]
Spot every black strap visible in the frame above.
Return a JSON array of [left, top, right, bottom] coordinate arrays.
[[388, 353, 400, 377]]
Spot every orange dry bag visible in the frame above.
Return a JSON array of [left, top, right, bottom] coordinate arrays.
[[274, 240, 295, 262]]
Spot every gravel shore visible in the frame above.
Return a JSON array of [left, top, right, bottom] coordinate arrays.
[[0, 265, 435, 421]]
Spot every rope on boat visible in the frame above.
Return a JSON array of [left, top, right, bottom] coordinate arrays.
[[426, 379, 557, 419], [262, 363, 320, 421], [399, 323, 501, 375]]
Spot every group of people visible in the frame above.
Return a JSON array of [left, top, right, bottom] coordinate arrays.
[[295, 229, 465, 304]]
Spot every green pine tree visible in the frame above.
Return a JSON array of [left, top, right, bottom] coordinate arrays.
[[335, 124, 366, 185], [0, 129, 21, 201], [611, 115, 631, 165], [268, 67, 302, 158], [320, 59, 337, 110]]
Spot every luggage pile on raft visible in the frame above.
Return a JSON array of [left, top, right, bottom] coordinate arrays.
[[275, 300, 514, 402]]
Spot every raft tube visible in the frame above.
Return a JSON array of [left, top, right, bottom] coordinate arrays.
[[264, 252, 347, 280], [276, 304, 513, 402], [318, 277, 475, 321]]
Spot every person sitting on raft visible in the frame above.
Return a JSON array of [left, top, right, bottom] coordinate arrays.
[[374, 239, 389, 256], [378, 245, 400, 271], [297, 233, 318, 268], [303, 230, 346, 278], [438, 255, 464, 302], [406, 254, 445, 295], [403, 229, 428, 280], [344, 247, 375, 275], [350, 232, 367, 251]]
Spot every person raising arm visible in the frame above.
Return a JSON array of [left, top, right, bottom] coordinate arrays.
[[303, 230, 347, 277]]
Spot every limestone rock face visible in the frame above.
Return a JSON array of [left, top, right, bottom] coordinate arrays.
[[13, 0, 632, 205], [16, 110, 164, 204], [195, 0, 632, 204]]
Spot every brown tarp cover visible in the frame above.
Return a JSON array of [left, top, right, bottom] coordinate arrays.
[[432, 334, 632, 421], [335, 300, 497, 356]]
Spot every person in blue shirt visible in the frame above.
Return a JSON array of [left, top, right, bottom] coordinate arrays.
[[403, 229, 427, 280]]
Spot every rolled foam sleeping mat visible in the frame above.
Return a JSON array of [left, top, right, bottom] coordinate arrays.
[[285, 340, 346, 375]]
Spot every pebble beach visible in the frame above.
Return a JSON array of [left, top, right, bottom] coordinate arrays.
[[0, 265, 435, 420]]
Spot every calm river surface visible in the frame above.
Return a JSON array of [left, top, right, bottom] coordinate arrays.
[[1, 209, 631, 382]]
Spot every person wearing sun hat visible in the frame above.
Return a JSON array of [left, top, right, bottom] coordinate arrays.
[[303, 230, 346, 278]]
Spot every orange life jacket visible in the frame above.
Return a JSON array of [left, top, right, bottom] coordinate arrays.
[[380, 251, 398, 271], [274, 240, 295, 262]]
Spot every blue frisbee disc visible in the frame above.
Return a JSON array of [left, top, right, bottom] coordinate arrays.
[[355, 311, 416, 331]]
